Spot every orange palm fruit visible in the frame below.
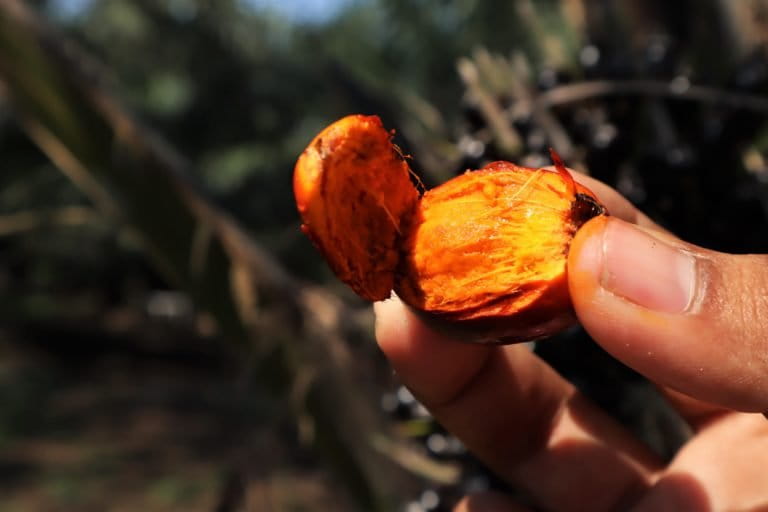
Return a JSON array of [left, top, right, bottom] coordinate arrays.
[[294, 115, 606, 343]]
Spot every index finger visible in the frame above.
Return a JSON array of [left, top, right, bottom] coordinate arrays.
[[375, 297, 661, 511], [552, 168, 661, 230]]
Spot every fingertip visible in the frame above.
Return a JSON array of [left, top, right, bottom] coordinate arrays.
[[373, 296, 421, 367], [556, 168, 664, 230], [373, 296, 405, 348], [454, 492, 529, 512], [374, 296, 439, 360], [373, 297, 492, 405]]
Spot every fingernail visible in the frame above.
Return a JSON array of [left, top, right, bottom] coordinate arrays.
[[586, 218, 697, 313]]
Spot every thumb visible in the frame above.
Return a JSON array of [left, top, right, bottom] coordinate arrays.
[[568, 215, 768, 412]]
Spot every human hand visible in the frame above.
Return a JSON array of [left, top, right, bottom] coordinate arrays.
[[374, 173, 768, 511]]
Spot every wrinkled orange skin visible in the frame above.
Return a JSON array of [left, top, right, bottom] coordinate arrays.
[[294, 115, 607, 343]]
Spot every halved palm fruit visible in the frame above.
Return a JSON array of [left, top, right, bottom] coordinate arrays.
[[294, 115, 606, 342]]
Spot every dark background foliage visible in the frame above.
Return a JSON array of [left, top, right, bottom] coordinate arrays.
[[1, 0, 768, 510]]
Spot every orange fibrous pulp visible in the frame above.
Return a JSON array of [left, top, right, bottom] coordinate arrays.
[[294, 115, 418, 301], [294, 114, 606, 342]]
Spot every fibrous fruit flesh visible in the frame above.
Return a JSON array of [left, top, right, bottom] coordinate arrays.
[[294, 114, 606, 343]]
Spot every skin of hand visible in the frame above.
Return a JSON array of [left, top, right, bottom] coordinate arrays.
[[374, 172, 768, 512]]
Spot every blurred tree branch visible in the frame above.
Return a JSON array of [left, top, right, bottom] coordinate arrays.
[[0, 205, 98, 236], [534, 79, 768, 113], [0, 0, 428, 508]]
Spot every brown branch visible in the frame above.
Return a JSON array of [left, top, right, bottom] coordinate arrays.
[[534, 79, 768, 114], [0, 206, 99, 236]]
